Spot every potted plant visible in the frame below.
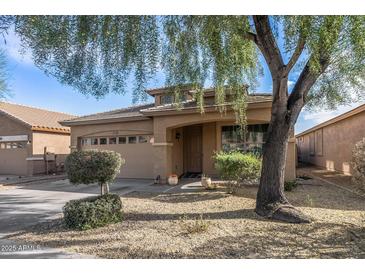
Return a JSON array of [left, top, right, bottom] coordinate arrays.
[[168, 174, 179, 185], [201, 174, 216, 189]]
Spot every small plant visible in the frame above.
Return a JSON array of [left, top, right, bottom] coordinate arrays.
[[213, 151, 262, 184], [352, 138, 365, 193], [179, 214, 210, 234], [305, 194, 315, 207], [63, 194, 123, 230], [65, 150, 124, 195], [284, 180, 298, 191]]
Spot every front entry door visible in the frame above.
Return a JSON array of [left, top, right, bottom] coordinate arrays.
[[184, 125, 203, 173]]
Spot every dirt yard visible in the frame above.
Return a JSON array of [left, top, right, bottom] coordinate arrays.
[[7, 178, 365, 258]]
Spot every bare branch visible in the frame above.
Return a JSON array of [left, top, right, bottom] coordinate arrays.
[[286, 37, 305, 73], [287, 55, 330, 126], [252, 16, 284, 76], [243, 31, 259, 45]]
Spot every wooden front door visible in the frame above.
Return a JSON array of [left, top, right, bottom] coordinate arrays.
[[184, 125, 203, 173]]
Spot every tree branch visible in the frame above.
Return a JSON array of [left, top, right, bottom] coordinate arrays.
[[286, 36, 305, 73], [252, 16, 284, 76], [243, 31, 259, 45], [287, 55, 330, 126]]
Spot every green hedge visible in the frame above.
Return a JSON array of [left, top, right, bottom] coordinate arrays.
[[213, 151, 262, 183], [65, 150, 124, 186], [63, 194, 123, 230]]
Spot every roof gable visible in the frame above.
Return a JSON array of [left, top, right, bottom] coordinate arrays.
[[0, 101, 76, 133]]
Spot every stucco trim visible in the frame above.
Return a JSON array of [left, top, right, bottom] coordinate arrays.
[[152, 142, 174, 147]]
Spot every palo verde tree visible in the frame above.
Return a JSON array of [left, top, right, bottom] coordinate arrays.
[[2, 15, 365, 223]]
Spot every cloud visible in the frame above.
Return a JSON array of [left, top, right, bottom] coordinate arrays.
[[302, 102, 363, 124], [288, 80, 295, 88]]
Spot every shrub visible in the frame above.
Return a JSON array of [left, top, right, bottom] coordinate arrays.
[[284, 180, 298, 191], [179, 214, 210, 234], [63, 194, 123, 230], [352, 138, 365, 192], [213, 151, 262, 183], [65, 150, 124, 195]]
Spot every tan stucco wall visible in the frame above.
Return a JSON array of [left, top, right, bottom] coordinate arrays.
[[0, 114, 72, 176], [297, 110, 365, 175], [32, 131, 71, 155], [71, 119, 155, 178], [0, 114, 31, 175], [202, 122, 217, 176], [152, 106, 296, 181], [68, 105, 297, 182]]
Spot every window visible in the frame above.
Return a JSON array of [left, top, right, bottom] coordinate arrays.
[[0, 143, 5, 149], [81, 138, 91, 146], [138, 136, 148, 143], [109, 137, 117, 145], [160, 94, 173, 104], [92, 138, 98, 145], [118, 136, 127, 144], [221, 124, 269, 155], [16, 142, 26, 149], [128, 136, 137, 144], [100, 138, 107, 145], [315, 129, 323, 156], [309, 133, 315, 156], [5, 143, 11, 149]]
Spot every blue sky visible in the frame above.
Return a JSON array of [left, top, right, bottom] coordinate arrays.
[[1, 29, 362, 134]]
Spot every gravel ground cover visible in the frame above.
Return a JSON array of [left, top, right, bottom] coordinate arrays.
[[7, 179, 365, 258]]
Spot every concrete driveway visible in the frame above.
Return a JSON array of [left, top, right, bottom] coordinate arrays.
[[0, 178, 164, 258]]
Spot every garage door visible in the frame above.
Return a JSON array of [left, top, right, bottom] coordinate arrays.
[[0, 143, 28, 175], [80, 135, 155, 179]]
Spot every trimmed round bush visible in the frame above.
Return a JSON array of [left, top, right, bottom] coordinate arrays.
[[213, 150, 262, 183], [63, 194, 123, 230], [65, 150, 124, 195], [352, 138, 365, 192]]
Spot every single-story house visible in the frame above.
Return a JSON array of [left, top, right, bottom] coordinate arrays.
[[0, 101, 75, 176], [296, 103, 365, 175], [61, 87, 296, 182]]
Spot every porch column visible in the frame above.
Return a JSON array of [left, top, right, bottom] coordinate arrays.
[[152, 142, 173, 183]]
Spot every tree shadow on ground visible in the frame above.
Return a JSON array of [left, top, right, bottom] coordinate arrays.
[[123, 208, 261, 222]]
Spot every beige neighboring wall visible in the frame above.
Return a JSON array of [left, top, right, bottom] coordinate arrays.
[[71, 119, 155, 179], [296, 106, 365, 175], [0, 114, 31, 175]]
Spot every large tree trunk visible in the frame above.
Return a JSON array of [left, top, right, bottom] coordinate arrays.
[[255, 82, 311, 223]]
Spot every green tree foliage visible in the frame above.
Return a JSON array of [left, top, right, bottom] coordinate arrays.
[[2, 15, 365, 222], [65, 150, 124, 195], [6, 16, 364, 116], [0, 16, 12, 98]]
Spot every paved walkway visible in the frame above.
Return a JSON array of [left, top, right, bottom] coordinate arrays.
[[0, 177, 166, 258], [297, 165, 365, 198]]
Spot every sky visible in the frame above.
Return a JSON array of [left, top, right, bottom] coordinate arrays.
[[1, 28, 363, 134]]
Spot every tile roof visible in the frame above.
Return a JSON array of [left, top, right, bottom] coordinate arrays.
[[141, 94, 273, 113], [61, 94, 272, 125], [60, 103, 155, 125], [0, 101, 76, 133]]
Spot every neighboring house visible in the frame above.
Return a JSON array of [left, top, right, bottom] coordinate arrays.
[[61, 87, 296, 182], [0, 102, 76, 176], [296, 103, 365, 175]]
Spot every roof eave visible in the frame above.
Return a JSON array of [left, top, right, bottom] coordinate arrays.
[[140, 100, 272, 116], [60, 115, 151, 126]]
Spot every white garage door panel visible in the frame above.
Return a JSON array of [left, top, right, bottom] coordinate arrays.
[[82, 143, 155, 179]]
